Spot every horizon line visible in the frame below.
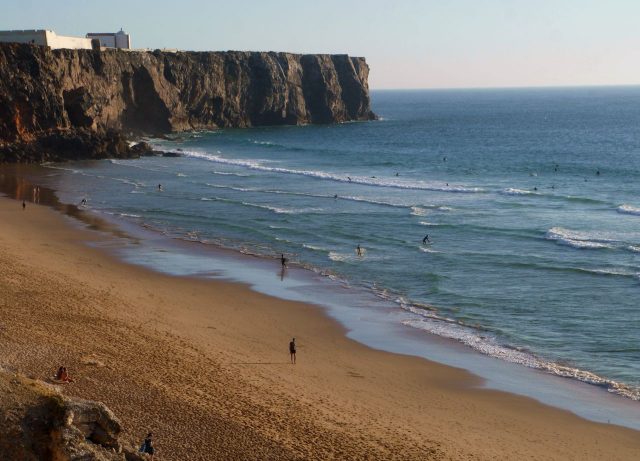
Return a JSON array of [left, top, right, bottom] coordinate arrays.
[[370, 83, 640, 92]]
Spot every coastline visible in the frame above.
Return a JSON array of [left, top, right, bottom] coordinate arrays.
[[1, 176, 640, 459]]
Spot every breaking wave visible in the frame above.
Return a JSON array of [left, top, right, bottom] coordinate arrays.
[[179, 150, 484, 193]]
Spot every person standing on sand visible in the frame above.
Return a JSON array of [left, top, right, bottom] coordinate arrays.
[[281, 253, 288, 268], [289, 338, 296, 364], [139, 432, 155, 459], [22, 200, 25, 210]]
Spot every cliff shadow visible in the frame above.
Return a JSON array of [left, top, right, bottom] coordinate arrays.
[[121, 67, 172, 134]]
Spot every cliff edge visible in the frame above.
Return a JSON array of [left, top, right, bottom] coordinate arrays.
[[0, 43, 375, 161]]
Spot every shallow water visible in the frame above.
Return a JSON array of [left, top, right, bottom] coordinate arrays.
[[29, 87, 640, 402]]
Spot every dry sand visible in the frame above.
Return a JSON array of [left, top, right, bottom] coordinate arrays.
[[0, 195, 639, 460]]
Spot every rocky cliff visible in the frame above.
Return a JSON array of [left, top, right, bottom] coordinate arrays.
[[0, 43, 375, 161]]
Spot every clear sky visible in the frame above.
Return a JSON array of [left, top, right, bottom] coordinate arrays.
[[3, 0, 640, 89]]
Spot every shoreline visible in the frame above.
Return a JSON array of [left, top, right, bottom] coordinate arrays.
[[8, 161, 640, 418], [1, 172, 640, 459]]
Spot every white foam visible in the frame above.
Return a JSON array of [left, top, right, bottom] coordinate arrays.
[[211, 171, 251, 177], [179, 150, 484, 193], [241, 202, 323, 215], [500, 188, 540, 196], [328, 251, 349, 262], [302, 243, 327, 251], [545, 227, 615, 250], [410, 206, 428, 216], [419, 246, 439, 253], [401, 311, 639, 400], [617, 204, 640, 216]]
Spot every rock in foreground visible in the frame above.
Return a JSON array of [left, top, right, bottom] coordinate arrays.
[[0, 370, 143, 460]]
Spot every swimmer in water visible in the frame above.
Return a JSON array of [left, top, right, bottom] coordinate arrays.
[[334, 194, 338, 199], [158, 184, 163, 191], [356, 244, 363, 256], [422, 234, 430, 244]]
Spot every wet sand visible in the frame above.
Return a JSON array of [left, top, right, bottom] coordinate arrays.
[[0, 194, 639, 460]]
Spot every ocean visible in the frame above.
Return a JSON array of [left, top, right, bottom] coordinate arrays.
[[36, 87, 640, 405]]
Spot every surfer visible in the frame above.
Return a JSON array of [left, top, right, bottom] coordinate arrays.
[[422, 234, 430, 245], [22, 200, 25, 210], [158, 184, 163, 191], [356, 244, 363, 256], [280, 253, 288, 268], [596, 169, 600, 176], [347, 177, 352, 182], [395, 172, 399, 177], [334, 194, 338, 199]]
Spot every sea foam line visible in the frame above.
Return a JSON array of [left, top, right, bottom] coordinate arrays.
[[617, 204, 640, 216], [180, 150, 484, 193], [545, 227, 616, 250], [398, 301, 639, 400]]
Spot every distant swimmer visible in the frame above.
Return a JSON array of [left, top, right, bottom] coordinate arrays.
[[356, 244, 363, 257], [158, 184, 163, 191], [596, 169, 600, 176], [422, 234, 431, 244], [347, 177, 352, 182], [395, 172, 399, 177], [533, 187, 538, 191], [443, 156, 447, 162], [280, 253, 288, 268], [334, 194, 338, 199], [446, 183, 449, 186]]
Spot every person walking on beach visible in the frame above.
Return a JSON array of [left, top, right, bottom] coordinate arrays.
[[22, 200, 25, 210], [289, 338, 296, 364], [280, 253, 288, 268], [139, 432, 155, 459]]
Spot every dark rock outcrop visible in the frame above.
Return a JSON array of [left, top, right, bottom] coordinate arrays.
[[0, 43, 376, 162], [0, 371, 143, 460]]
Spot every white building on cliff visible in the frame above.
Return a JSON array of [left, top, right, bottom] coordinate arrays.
[[0, 29, 131, 50], [0, 29, 92, 49], [86, 29, 131, 49]]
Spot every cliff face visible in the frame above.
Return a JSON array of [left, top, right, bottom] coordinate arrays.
[[0, 43, 376, 147]]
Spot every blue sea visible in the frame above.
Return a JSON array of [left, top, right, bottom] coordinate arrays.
[[41, 87, 640, 405]]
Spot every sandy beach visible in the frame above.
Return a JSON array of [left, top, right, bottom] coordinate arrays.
[[0, 194, 639, 460]]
